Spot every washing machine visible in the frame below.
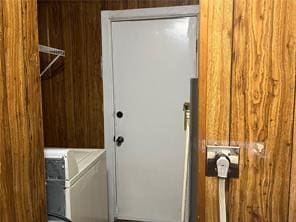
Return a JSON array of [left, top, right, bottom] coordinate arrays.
[[45, 148, 108, 222]]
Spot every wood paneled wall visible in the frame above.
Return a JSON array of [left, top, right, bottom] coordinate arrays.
[[37, 0, 198, 148], [198, 0, 233, 221], [230, 0, 295, 221], [198, 0, 296, 221], [0, 0, 47, 221]]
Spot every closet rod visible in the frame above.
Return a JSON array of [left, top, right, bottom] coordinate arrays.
[[39, 44, 65, 56]]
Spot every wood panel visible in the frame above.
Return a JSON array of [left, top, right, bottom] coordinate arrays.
[[0, 0, 47, 221], [37, 0, 198, 148], [197, 0, 234, 221], [287, 2, 296, 222], [101, 0, 198, 9], [288, 2, 296, 221], [290, 94, 296, 221], [229, 0, 296, 221], [38, 1, 104, 148], [196, 1, 208, 221]]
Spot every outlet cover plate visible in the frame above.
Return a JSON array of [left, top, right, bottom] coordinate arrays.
[[206, 145, 240, 178]]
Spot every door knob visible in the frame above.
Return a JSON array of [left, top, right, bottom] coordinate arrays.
[[116, 136, 124, 146]]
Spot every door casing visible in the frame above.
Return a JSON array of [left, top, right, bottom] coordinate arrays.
[[101, 5, 199, 221]]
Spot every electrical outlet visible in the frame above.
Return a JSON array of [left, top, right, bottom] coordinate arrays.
[[206, 145, 240, 178]]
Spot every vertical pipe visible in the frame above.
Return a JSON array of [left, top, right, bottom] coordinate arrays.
[[189, 78, 198, 222], [181, 103, 191, 222]]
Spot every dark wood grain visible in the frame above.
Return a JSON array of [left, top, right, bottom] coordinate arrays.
[[37, 0, 198, 148], [0, 0, 47, 221], [229, 0, 296, 221]]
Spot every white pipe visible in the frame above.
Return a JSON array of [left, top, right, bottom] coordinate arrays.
[[181, 111, 190, 222]]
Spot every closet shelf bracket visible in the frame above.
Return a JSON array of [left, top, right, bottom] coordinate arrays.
[[39, 44, 65, 77]]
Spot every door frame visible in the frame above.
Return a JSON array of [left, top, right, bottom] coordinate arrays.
[[101, 5, 199, 221]]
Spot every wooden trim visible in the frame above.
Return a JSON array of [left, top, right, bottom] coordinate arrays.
[[196, 0, 207, 221], [197, 0, 234, 221], [103, 5, 199, 21]]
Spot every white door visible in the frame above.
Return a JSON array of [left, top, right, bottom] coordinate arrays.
[[112, 16, 197, 222]]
